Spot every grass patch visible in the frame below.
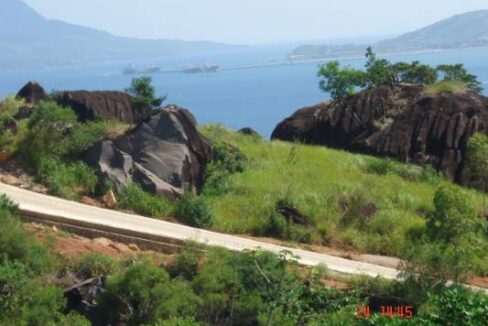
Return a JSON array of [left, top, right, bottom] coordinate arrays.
[[102, 119, 132, 139], [117, 183, 171, 218], [198, 124, 488, 259], [423, 80, 468, 95]]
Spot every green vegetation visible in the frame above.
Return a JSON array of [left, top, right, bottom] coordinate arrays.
[[0, 98, 132, 200], [318, 47, 483, 99], [118, 183, 171, 218], [173, 192, 214, 228], [401, 185, 486, 288], [465, 133, 488, 192], [0, 96, 27, 153], [0, 190, 487, 325], [423, 80, 468, 95], [318, 61, 365, 99], [126, 76, 166, 109], [198, 125, 488, 275]]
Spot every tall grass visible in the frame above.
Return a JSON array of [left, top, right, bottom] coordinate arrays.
[[423, 80, 467, 95], [198, 124, 487, 257]]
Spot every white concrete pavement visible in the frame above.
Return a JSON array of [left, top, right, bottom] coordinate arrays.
[[0, 182, 436, 282]]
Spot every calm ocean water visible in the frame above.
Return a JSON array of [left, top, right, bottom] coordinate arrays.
[[1, 46, 488, 138]]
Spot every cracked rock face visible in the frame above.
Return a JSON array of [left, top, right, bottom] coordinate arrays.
[[272, 85, 488, 184], [85, 106, 212, 199], [55, 90, 151, 124]]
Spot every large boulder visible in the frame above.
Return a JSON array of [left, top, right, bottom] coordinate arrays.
[[55, 90, 150, 124], [272, 86, 488, 184], [84, 105, 212, 199], [16, 81, 48, 105]]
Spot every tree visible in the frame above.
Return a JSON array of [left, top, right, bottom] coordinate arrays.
[[436, 64, 483, 92], [393, 61, 438, 85], [318, 61, 366, 99], [402, 186, 481, 286], [465, 133, 488, 192], [364, 47, 397, 88], [126, 76, 166, 109]]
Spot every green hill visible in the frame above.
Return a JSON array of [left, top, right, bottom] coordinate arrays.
[[199, 125, 487, 266], [291, 10, 488, 59]]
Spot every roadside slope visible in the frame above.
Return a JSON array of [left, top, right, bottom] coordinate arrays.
[[0, 182, 398, 279]]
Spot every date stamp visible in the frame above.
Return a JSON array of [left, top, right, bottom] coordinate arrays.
[[355, 305, 414, 319]]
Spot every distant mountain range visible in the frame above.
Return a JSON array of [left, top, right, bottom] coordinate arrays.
[[0, 0, 235, 69], [291, 10, 488, 59]]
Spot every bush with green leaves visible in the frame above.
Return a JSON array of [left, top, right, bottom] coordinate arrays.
[[98, 262, 200, 325], [0, 203, 52, 274], [23, 101, 106, 163], [173, 192, 213, 227], [436, 64, 483, 92], [74, 253, 119, 279], [420, 287, 488, 326], [36, 155, 98, 199], [118, 183, 170, 217], [170, 245, 202, 280], [0, 194, 18, 214], [465, 133, 488, 192], [204, 141, 247, 196], [126, 76, 166, 109], [151, 317, 201, 326], [402, 185, 485, 285]]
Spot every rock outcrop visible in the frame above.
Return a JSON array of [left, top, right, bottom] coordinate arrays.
[[55, 90, 150, 124], [238, 127, 261, 138], [16, 81, 47, 105], [84, 105, 212, 199], [272, 86, 488, 184]]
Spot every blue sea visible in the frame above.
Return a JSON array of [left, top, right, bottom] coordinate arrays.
[[1, 46, 488, 138]]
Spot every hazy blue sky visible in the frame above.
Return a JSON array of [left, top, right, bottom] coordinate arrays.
[[23, 0, 488, 44]]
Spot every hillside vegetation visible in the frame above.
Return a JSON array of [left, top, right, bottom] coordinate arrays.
[[0, 194, 487, 325], [199, 125, 488, 276]]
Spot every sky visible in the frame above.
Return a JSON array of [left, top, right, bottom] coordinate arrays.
[[22, 0, 488, 44]]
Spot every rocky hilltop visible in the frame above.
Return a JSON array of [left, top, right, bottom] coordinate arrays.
[[15, 81, 212, 199], [272, 85, 488, 185]]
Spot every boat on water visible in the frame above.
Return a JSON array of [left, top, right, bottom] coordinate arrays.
[[122, 64, 162, 75], [182, 64, 219, 74], [122, 64, 138, 75]]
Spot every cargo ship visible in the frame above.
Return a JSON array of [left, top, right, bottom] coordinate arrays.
[[182, 64, 219, 74]]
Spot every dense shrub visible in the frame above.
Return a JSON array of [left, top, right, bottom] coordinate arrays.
[[74, 253, 119, 279], [0, 194, 18, 213], [151, 317, 201, 326], [173, 192, 213, 227], [36, 156, 98, 199], [0, 203, 52, 274], [117, 183, 170, 217], [465, 133, 488, 192], [23, 101, 105, 162], [420, 288, 488, 325], [203, 141, 247, 196], [170, 245, 202, 280], [402, 185, 485, 285], [98, 262, 200, 325]]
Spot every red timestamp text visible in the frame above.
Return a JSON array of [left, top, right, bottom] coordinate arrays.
[[355, 305, 414, 320]]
